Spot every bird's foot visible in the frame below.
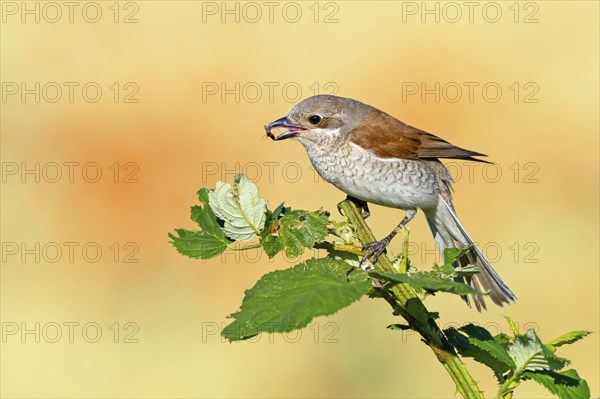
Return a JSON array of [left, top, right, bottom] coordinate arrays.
[[359, 204, 370, 220], [337, 195, 370, 219], [360, 237, 392, 266]]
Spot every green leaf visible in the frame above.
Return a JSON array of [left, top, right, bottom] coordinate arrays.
[[369, 270, 483, 296], [443, 247, 470, 264], [432, 247, 478, 278], [549, 330, 592, 349], [259, 208, 329, 259], [327, 249, 360, 269], [453, 264, 479, 278], [523, 369, 590, 399], [494, 332, 513, 352], [208, 174, 267, 241], [168, 229, 228, 259], [509, 330, 544, 370], [387, 324, 412, 331], [460, 325, 515, 370], [509, 329, 568, 372], [191, 188, 223, 232], [432, 258, 455, 276], [470, 337, 515, 369], [197, 187, 210, 204], [170, 189, 229, 259], [278, 209, 329, 258], [262, 202, 285, 230], [260, 233, 284, 258], [271, 202, 285, 219], [222, 258, 371, 341], [445, 326, 514, 382]]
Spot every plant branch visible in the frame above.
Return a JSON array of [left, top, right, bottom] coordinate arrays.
[[314, 242, 364, 255], [495, 364, 525, 399], [338, 199, 484, 399]]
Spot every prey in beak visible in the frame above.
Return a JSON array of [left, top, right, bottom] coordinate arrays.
[[265, 117, 306, 141]]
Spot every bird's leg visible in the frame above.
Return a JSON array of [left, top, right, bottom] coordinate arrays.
[[337, 195, 370, 219], [361, 209, 417, 266], [357, 199, 371, 219]]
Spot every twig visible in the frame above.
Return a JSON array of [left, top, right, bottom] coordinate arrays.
[[338, 199, 484, 399]]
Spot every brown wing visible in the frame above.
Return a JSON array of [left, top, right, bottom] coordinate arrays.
[[349, 108, 488, 162]]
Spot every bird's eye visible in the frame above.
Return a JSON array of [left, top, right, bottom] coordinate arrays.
[[308, 114, 322, 125]]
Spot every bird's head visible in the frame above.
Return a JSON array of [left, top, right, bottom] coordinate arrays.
[[265, 95, 366, 145]]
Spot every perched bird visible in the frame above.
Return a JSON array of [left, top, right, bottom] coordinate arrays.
[[265, 94, 516, 310]]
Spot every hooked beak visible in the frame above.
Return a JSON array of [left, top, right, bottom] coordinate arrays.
[[265, 117, 306, 141]]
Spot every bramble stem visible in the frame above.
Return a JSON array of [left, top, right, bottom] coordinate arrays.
[[227, 242, 363, 255], [338, 200, 484, 399], [495, 365, 524, 399], [314, 242, 364, 255]]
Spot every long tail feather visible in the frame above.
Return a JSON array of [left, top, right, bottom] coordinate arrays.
[[424, 198, 516, 311]]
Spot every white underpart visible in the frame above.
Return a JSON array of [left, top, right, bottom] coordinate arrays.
[[298, 136, 441, 211]]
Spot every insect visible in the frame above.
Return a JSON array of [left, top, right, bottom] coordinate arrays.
[[264, 125, 276, 140]]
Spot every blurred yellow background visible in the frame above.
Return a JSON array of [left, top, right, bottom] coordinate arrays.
[[1, 1, 598, 398]]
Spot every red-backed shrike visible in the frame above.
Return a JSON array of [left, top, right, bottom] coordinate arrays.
[[266, 94, 516, 310]]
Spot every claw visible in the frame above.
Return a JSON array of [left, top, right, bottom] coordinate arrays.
[[359, 209, 416, 267], [336, 200, 345, 216], [342, 195, 370, 219], [360, 239, 391, 266]]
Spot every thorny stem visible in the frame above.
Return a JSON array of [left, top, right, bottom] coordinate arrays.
[[338, 199, 484, 399], [314, 242, 364, 255], [398, 224, 410, 274], [228, 242, 364, 254], [495, 362, 527, 399], [226, 201, 485, 398]]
